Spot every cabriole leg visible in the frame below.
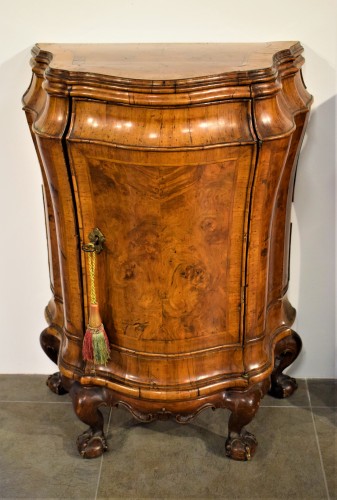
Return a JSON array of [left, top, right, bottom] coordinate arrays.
[[40, 327, 68, 395], [269, 330, 302, 399], [40, 298, 67, 395], [70, 382, 108, 459], [223, 381, 268, 461]]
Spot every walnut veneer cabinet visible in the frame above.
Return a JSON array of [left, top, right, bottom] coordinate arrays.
[[23, 42, 312, 461]]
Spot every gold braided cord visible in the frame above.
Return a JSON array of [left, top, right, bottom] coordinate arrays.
[[88, 250, 97, 304]]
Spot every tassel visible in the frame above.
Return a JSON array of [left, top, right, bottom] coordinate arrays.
[[82, 239, 110, 366], [82, 302, 110, 366], [82, 325, 110, 364]]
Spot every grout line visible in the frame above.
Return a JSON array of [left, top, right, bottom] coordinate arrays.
[[94, 454, 104, 500], [0, 400, 72, 404], [94, 407, 112, 500], [306, 379, 331, 500], [260, 405, 310, 408], [307, 405, 337, 408], [260, 405, 337, 409]]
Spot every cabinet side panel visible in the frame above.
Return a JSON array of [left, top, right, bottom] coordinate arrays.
[[245, 81, 295, 344], [29, 86, 85, 373], [244, 67, 312, 368], [245, 136, 292, 341], [36, 134, 84, 372], [268, 71, 312, 300], [23, 70, 64, 344]]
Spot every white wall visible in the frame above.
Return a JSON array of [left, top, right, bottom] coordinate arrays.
[[0, 0, 335, 376]]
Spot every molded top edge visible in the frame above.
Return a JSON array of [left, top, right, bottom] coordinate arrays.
[[33, 42, 303, 88]]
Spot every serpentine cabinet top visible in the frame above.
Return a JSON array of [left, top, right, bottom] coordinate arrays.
[[31, 42, 304, 102]]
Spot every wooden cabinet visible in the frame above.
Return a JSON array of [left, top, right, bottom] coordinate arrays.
[[23, 42, 312, 460]]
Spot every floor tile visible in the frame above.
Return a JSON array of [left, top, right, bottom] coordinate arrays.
[[308, 379, 337, 407], [97, 405, 327, 499], [313, 406, 337, 499], [0, 374, 69, 403], [261, 378, 309, 407], [0, 402, 103, 499], [0, 376, 333, 499]]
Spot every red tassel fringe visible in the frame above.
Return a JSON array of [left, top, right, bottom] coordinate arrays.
[[82, 328, 94, 361]]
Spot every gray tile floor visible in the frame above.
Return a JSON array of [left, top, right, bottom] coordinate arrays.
[[0, 375, 335, 499]]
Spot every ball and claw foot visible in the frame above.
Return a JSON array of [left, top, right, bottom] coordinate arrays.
[[269, 373, 298, 399], [46, 372, 68, 395], [225, 430, 258, 461], [77, 428, 108, 459]]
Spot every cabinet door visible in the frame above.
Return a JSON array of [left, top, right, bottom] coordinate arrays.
[[67, 99, 257, 387]]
